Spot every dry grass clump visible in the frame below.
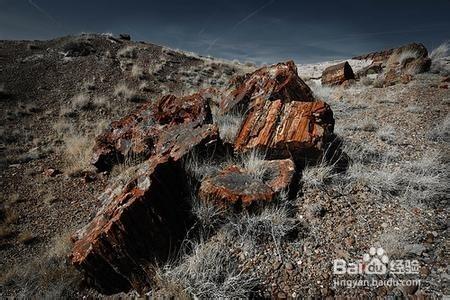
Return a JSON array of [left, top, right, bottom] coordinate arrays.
[[301, 163, 334, 189], [344, 117, 378, 132], [17, 231, 37, 245], [428, 114, 450, 142], [240, 150, 268, 181], [1, 233, 81, 298], [117, 45, 137, 59], [377, 124, 397, 143], [113, 83, 142, 102], [62, 133, 94, 175], [131, 64, 146, 79], [429, 42, 449, 75], [214, 111, 245, 144], [154, 232, 259, 298]]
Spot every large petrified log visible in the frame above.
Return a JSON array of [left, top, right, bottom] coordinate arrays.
[[321, 61, 355, 86], [234, 97, 334, 163], [219, 60, 315, 114], [70, 94, 219, 294], [91, 93, 213, 171]]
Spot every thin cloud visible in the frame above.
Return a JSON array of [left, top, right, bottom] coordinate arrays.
[[207, 0, 276, 51], [28, 0, 57, 24]]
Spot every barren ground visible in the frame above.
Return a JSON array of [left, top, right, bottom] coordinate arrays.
[[0, 34, 448, 298]]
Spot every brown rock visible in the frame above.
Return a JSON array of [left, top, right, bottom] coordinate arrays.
[[199, 165, 274, 210], [71, 156, 193, 294], [261, 159, 295, 193], [353, 43, 428, 64], [70, 94, 220, 294], [91, 93, 213, 171], [234, 98, 334, 163], [219, 60, 315, 113], [321, 61, 355, 86]]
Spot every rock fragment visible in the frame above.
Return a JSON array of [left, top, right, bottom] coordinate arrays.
[[321, 61, 355, 86]]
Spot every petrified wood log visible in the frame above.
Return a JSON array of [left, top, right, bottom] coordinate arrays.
[[91, 93, 213, 171], [234, 98, 334, 163], [219, 60, 315, 113], [321, 61, 355, 86]]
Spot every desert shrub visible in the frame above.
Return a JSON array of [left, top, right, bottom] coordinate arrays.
[[117, 46, 137, 59], [113, 83, 142, 102], [429, 42, 449, 74]]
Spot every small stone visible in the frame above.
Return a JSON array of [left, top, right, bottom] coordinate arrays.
[[285, 262, 294, 270]]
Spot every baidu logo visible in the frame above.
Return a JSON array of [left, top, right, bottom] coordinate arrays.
[[333, 247, 419, 276]]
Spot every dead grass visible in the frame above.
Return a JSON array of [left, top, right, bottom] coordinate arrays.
[[113, 83, 142, 102], [154, 232, 259, 298], [131, 64, 146, 79], [214, 111, 245, 144], [63, 133, 94, 175], [0, 232, 81, 297], [117, 45, 137, 59]]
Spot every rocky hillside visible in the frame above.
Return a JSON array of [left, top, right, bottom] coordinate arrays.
[[0, 34, 448, 298]]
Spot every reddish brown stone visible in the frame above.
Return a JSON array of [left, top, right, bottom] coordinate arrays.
[[219, 60, 315, 113], [321, 61, 355, 86], [71, 94, 219, 294], [71, 156, 193, 294], [199, 165, 274, 209], [234, 98, 334, 163], [261, 159, 295, 193], [91, 93, 213, 171]]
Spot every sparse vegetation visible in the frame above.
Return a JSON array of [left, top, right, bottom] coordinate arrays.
[[377, 124, 397, 143], [429, 42, 449, 74], [113, 82, 142, 102], [117, 45, 137, 59], [214, 111, 245, 144]]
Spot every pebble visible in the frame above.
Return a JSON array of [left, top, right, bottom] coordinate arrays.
[[285, 262, 294, 270]]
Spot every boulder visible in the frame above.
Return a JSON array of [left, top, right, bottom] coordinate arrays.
[[91, 93, 213, 171], [219, 60, 315, 114], [71, 94, 220, 294], [321, 61, 355, 86], [71, 156, 192, 294], [234, 98, 334, 163]]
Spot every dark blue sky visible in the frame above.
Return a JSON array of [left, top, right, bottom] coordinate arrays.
[[1, 0, 449, 63]]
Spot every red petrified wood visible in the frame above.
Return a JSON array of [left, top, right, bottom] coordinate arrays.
[[219, 60, 315, 113], [321, 61, 355, 86], [234, 98, 334, 163], [91, 93, 213, 171], [70, 94, 219, 294]]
